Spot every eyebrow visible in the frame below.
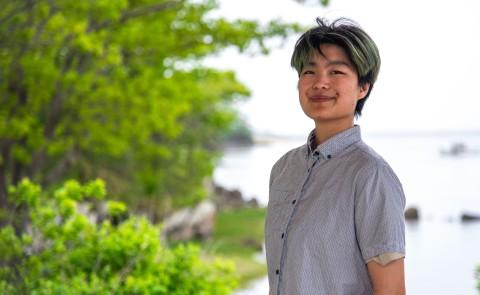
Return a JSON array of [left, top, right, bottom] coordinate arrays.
[[306, 60, 353, 68]]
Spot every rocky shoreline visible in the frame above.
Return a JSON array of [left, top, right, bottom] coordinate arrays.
[[78, 190, 480, 243], [161, 182, 260, 242], [161, 199, 480, 242], [74, 182, 260, 244], [404, 206, 480, 222]]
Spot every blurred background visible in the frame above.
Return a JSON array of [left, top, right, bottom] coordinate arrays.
[[1, 0, 479, 294], [212, 0, 480, 294]]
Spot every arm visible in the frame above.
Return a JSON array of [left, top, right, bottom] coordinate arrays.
[[354, 163, 406, 294], [367, 258, 405, 295]]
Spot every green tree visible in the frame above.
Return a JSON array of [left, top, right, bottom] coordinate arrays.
[[0, 0, 307, 229], [0, 178, 238, 294]]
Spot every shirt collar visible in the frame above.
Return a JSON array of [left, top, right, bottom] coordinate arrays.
[[307, 125, 362, 159]]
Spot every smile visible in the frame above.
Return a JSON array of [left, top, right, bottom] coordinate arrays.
[[309, 95, 334, 102]]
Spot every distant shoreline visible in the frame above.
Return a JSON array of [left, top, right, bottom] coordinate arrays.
[[252, 129, 480, 142]]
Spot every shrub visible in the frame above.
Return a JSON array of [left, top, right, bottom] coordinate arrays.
[[0, 179, 237, 294], [476, 265, 480, 293]]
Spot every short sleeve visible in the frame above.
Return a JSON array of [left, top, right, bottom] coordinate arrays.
[[354, 162, 406, 262]]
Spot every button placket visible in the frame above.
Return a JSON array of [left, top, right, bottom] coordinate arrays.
[[275, 156, 320, 294]]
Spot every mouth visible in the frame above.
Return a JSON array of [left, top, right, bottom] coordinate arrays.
[[309, 95, 334, 102]]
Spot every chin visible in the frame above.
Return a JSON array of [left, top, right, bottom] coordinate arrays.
[[303, 111, 329, 121]]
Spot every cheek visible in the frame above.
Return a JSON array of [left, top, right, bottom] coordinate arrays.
[[298, 80, 306, 90], [299, 80, 314, 95], [343, 84, 364, 98]]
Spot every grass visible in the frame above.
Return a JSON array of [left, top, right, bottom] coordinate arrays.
[[170, 207, 267, 287], [203, 207, 267, 286]]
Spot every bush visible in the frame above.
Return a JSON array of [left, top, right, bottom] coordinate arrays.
[[0, 179, 237, 294], [476, 265, 480, 293]]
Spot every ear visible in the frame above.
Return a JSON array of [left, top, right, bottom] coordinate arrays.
[[358, 82, 370, 100]]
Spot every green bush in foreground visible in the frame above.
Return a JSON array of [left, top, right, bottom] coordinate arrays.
[[0, 179, 237, 294]]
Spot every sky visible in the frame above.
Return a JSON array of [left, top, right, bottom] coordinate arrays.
[[205, 0, 480, 136]]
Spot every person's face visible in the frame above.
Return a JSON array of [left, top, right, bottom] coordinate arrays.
[[298, 43, 369, 127]]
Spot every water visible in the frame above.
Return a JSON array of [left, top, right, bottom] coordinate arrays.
[[214, 132, 480, 295]]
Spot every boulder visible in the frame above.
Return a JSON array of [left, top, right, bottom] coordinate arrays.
[[243, 238, 263, 251], [190, 201, 216, 239], [461, 212, 480, 222], [246, 197, 259, 208], [162, 208, 193, 241], [162, 200, 216, 242], [214, 185, 244, 209], [213, 183, 259, 210], [404, 207, 419, 220]]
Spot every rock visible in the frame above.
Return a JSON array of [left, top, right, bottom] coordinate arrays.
[[461, 212, 480, 222], [190, 201, 216, 239], [246, 197, 259, 208], [213, 185, 243, 209], [162, 200, 216, 242], [77, 202, 95, 223], [212, 183, 259, 210], [77, 201, 129, 226], [162, 208, 193, 241], [243, 238, 263, 251], [404, 207, 419, 220]]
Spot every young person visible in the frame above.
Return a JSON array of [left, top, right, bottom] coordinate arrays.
[[265, 18, 406, 294]]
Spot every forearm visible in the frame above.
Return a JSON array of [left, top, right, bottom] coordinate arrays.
[[367, 258, 405, 295]]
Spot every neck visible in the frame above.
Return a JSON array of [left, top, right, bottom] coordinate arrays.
[[314, 120, 354, 145]]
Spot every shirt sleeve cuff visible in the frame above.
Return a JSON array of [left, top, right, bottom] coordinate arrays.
[[366, 252, 405, 266]]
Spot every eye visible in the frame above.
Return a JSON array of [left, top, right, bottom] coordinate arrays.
[[301, 70, 315, 76], [330, 70, 345, 75]]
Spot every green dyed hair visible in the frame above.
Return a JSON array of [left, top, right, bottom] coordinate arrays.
[[291, 17, 381, 117]]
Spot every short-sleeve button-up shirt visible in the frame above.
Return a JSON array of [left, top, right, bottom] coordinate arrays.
[[265, 126, 406, 295]]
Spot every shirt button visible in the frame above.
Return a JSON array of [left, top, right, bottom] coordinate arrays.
[[292, 200, 296, 205], [276, 269, 280, 275]]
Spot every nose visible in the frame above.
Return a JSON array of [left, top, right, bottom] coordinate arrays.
[[312, 74, 329, 90]]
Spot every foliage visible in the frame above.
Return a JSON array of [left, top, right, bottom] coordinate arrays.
[[476, 265, 480, 293], [208, 207, 265, 256], [199, 207, 267, 285], [0, 179, 237, 294], [0, 0, 303, 222], [222, 118, 253, 145]]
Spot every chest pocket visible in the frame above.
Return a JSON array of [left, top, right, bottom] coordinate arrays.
[[266, 189, 294, 232]]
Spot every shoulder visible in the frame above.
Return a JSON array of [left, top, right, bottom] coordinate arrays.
[[347, 142, 405, 207], [351, 141, 396, 172], [347, 141, 403, 187]]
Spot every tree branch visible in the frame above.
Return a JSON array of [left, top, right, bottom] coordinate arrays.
[[0, 144, 11, 225], [28, 1, 57, 51], [0, 1, 31, 26], [88, 0, 183, 32], [42, 148, 76, 186]]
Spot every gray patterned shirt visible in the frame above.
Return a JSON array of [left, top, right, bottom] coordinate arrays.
[[265, 126, 406, 295]]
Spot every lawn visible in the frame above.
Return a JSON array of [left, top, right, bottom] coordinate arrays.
[[203, 207, 267, 286]]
